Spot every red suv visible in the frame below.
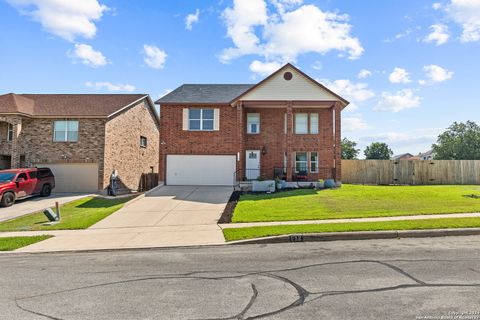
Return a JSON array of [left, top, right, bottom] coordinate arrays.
[[0, 168, 55, 207]]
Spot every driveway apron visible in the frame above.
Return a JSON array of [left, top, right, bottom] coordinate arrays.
[[15, 186, 232, 252]]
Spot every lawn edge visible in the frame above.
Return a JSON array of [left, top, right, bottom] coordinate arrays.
[[225, 227, 480, 244]]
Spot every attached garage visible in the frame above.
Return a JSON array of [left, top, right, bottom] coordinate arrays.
[[35, 163, 99, 193], [166, 155, 236, 186]]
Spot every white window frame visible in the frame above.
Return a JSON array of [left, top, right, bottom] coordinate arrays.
[[53, 120, 79, 142], [6, 123, 13, 142], [140, 136, 147, 148], [188, 109, 214, 131], [295, 152, 308, 173], [246, 113, 260, 134], [310, 152, 318, 173], [310, 113, 319, 134], [295, 113, 308, 134]]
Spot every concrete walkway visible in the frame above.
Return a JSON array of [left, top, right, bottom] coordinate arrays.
[[7, 186, 232, 252], [0, 193, 91, 222], [219, 212, 480, 229]]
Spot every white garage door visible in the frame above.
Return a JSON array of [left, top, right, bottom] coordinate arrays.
[[167, 155, 236, 186], [36, 163, 99, 193]]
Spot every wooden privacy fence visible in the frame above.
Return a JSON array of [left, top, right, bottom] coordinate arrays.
[[139, 173, 159, 191], [342, 160, 480, 185]]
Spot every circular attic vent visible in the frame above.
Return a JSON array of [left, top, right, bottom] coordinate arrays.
[[283, 71, 293, 80]]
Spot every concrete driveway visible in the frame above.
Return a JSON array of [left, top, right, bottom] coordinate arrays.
[[0, 193, 91, 222], [13, 186, 232, 252]]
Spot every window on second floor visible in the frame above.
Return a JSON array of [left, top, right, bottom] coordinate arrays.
[[247, 113, 260, 134], [295, 113, 308, 134], [7, 124, 13, 142], [189, 109, 214, 131], [53, 120, 79, 142], [140, 136, 147, 148]]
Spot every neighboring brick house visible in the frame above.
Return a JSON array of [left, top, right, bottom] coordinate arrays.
[[156, 63, 348, 186], [0, 94, 159, 193]]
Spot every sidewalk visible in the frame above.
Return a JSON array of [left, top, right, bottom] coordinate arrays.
[[219, 212, 480, 229]]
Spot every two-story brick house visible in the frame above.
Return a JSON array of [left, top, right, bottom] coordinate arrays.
[[0, 93, 159, 193], [156, 63, 348, 186]]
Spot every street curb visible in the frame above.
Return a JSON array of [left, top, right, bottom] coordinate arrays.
[[226, 228, 480, 245]]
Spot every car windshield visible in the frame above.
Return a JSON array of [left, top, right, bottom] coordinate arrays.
[[0, 172, 16, 183]]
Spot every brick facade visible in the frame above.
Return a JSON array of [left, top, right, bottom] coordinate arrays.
[[0, 98, 159, 192], [159, 103, 341, 182], [104, 101, 159, 191]]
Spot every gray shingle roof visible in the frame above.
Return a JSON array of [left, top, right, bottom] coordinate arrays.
[[155, 84, 255, 104]]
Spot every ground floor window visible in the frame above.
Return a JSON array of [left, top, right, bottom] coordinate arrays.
[[295, 152, 308, 173], [310, 152, 318, 173]]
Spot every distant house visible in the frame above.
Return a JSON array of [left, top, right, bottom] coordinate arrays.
[[411, 150, 435, 161], [0, 93, 159, 193], [392, 153, 414, 160]]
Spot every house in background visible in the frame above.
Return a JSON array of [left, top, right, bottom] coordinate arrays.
[[410, 150, 435, 161], [156, 63, 348, 186], [0, 94, 159, 193], [392, 153, 414, 160]]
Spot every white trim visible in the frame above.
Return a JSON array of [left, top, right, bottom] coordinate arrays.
[[214, 108, 220, 131], [107, 95, 160, 126]]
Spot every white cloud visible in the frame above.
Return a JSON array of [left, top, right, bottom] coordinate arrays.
[[433, 3, 442, 10], [388, 67, 411, 84], [220, 1, 363, 65], [249, 60, 282, 76], [418, 79, 427, 85], [311, 61, 323, 70], [423, 64, 454, 82], [357, 69, 372, 79], [185, 8, 200, 30], [423, 24, 450, 45], [85, 82, 135, 92], [375, 89, 421, 112], [68, 43, 107, 67], [360, 128, 441, 154], [446, 0, 480, 42], [343, 116, 370, 132], [320, 79, 375, 112], [143, 44, 167, 69], [7, 0, 108, 41]]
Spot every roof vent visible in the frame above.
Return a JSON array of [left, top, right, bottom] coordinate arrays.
[[283, 72, 293, 81]]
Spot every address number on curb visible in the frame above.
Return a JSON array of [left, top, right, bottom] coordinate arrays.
[[289, 235, 304, 242]]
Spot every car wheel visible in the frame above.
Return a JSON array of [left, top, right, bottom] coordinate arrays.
[[41, 184, 52, 197], [0, 192, 15, 207]]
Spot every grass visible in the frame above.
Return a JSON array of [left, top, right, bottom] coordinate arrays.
[[223, 217, 480, 241], [0, 235, 53, 251], [233, 184, 480, 223], [0, 196, 135, 232]]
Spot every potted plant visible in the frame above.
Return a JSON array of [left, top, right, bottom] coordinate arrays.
[[275, 177, 283, 190], [317, 179, 325, 189]]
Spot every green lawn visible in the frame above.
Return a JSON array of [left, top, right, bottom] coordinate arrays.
[[223, 217, 480, 241], [232, 184, 480, 223], [0, 235, 53, 251], [0, 196, 135, 232]]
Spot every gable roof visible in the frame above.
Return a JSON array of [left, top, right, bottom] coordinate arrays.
[[0, 93, 150, 118], [231, 63, 349, 106], [156, 84, 255, 104]]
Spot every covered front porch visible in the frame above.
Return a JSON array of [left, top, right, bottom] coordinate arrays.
[[0, 116, 24, 169]]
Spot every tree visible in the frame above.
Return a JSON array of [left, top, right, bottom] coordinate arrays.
[[341, 137, 360, 159], [364, 142, 393, 160], [432, 121, 480, 160]]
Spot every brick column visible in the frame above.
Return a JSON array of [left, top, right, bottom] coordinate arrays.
[[286, 102, 293, 181], [236, 101, 244, 181], [10, 121, 22, 168], [334, 102, 342, 182]]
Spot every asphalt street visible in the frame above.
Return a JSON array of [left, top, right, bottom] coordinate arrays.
[[1, 235, 480, 319]]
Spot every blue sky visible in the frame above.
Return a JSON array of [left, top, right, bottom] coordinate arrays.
[[1, 0, 479, 156]]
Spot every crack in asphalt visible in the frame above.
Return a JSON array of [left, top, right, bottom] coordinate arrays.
[[13, 258, 480, 320]]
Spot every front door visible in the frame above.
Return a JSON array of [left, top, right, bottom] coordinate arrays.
[[245, 150, 260, 180]]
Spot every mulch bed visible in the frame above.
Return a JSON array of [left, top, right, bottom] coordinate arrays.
[[218, 191, 242, 224]]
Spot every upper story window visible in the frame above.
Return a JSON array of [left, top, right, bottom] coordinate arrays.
[[189, 109, 214, 131], [295, 113, 318, 134], [310, 113, 318, 134], [140, 136, 147, 148], [53, 120, 79, 142], [7, 123, 13, 142], [247, 113, 260, 134], [295, 113, 308, 134]]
